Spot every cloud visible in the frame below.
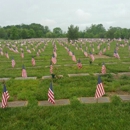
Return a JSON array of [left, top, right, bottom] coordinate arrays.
[[1, 0, 130, 31], [75, 9, 90, 21], [40, 19, 57, 30], [27, 5, 39, 14]]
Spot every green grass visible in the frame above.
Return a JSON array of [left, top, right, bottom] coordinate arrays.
[[0, 39, 130, 129], [0, 99, 130, 130]]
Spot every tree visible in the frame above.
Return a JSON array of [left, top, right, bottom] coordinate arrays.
[[10, 26, 19, 40], [106, 27, 118, 39], [53, 27, 62, 38], [67, 25, 79, 42], [0, 28, 7, 39], [46, 32, 53, 38], [21, 29, 29, 39], [44, 26, 50, 37], [28, 29, 36, 38], [85, 24, 106, 38]]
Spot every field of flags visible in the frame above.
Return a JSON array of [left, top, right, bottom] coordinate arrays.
[[0, 38, 130, 107], [0, 38, 129, 77]]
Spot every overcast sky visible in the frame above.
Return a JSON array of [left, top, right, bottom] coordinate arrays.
[[1, 0, 130, 31]]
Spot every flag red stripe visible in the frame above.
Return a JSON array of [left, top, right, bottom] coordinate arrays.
[[95, 83, 105, 98]]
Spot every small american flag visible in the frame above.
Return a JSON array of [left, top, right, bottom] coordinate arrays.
[[48, 82, 55, 104], [116, 45, 119, 50], [108, 45, 110, 50], [21, 51, 24, 58], [22, 65, 27, 78], [95, 76, 105, 98], [27, 49, 31, 53], [90, 52, 95, 61], [5, 52, 9, 59], [97, 45, 100, 50], [53, 51, 57, 58], [101, 63, 106, 74], [129, 44, 130, 50], [103, 47, 106, 52], [98, 50, 102, 56], [37, 52, 39, 56], [52, 54, 56, 64], [1, 51, 3, 55], [72, 53, 76, 62], [50, 61, 53, 74], [84, 51, 88, 57], [69, 50, 73, 56], [1, 84, 10, 108], [113, 50, 120, 59], [12, 58, 15, 68], [33, 48, 35, 51], [77, 59, 82, 69], [92, 47, 95, 52], [32, 57, 35, 66]]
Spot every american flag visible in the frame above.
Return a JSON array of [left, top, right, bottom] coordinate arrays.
[[21, 51, 24, 58], [97, 45, 100, 50], [90, 52, 95, 61], [69, 50, 73, 56], [116, 45, 119, 50], [95, 76, 105, 98], [27, 49, 31, 53], [101, 63, 106, 74], [50, 61, 53, 74], [48, 82, 55, 104], [72, 53, 76, 62], [22, 65, 27, 78], [103, 47, 106, 52], [12, 58, 15, 68], [92, 47, 95, 52], [33, 48, 35, 51], [1, 84, 10, 108], [38, 49, 41, 53], [113, 50, 120, 59], [77, 59, 82, 69], [129, 44, 130, 50], [84, 51, 88, 57], [32, 57, 35, 66], [1, 51, 3, 55], [53, 50, 57, 58], [108, 45, 110, 50], [37, 51, 39, 56], [5, 52, 9, 59], [52, 54, 56, 64], [98, 50, 102, 56]]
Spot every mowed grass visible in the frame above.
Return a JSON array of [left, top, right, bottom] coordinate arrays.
[[0, 39, 130, 130], [0, 100, 130, 130]]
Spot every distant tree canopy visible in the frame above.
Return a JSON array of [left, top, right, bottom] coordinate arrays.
[[53, 27, 62, 38], [67, 25, 79, 42], [0, 23, 130, 40]]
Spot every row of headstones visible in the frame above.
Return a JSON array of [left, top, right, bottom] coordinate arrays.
[[0, 95, 130, 108], [5, 61, 130, 71], [0, 72, 130, 81]]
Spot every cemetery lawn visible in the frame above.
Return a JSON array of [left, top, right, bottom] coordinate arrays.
[[0, 39, 130, 129], [0, 98, 130, 130]]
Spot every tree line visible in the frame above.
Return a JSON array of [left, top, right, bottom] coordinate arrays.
[[0, 23, 130, 40]]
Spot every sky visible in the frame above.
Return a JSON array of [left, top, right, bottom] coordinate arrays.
[[1, 0, 130, 31]]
